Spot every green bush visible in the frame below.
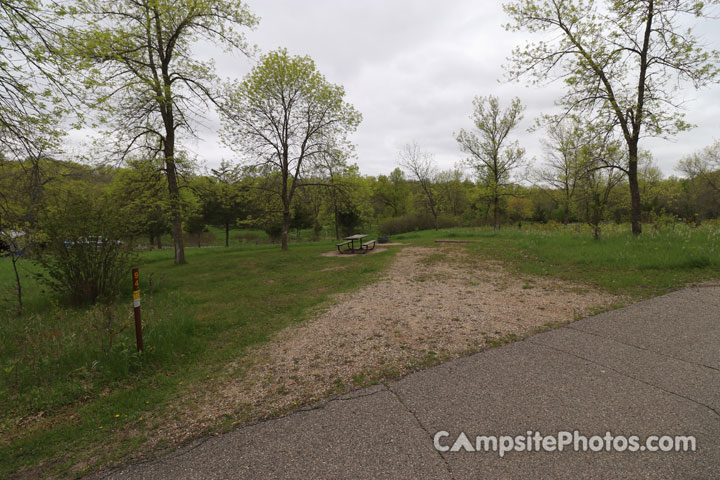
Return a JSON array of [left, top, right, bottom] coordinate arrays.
[[264, 223, 283, 242], [337, 207, 363, 237], [33, 193, 136, 305]]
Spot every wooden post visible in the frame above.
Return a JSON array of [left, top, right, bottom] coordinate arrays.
[[132, 268, 144, 352]]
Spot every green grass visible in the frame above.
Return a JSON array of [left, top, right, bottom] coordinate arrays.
[[3, 221, 720, 477], [393, 221, 720, 297], [0, 241, 396, 478]]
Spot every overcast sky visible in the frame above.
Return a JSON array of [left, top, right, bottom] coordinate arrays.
[[78, 0, 720, 178]]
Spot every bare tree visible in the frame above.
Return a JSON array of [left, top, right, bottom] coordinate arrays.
[[456, 95, 525, 230], [399, 142, 440, 230], [505, 0, 720, 235]]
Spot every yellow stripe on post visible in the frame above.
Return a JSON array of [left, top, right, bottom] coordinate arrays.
[[132, 268, 144, 352]]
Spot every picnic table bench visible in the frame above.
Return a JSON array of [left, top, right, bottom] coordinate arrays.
[[337, 234, 376, 254]]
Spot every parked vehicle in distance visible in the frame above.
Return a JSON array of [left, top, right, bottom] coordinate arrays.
[[64, 236, 124, 248]]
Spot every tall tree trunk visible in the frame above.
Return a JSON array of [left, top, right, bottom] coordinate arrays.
[[11, 252, 22, 316], [27, 158, 43, 229], [160, 70, 186, 263], [156, 234, 162, 249], [159, 51, 186, 263], [225, 221, 229, 247], [493, 195, 499, 231], [628, 144, 642, 235], [281, 167, 290, 250], [332, 194, 340, 240], [563, 199, 570, 225], [281, 207, 290, 251], [164, 130, 185, 264]]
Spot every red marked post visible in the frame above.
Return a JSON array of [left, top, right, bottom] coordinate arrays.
[[132, 268, 144, 352]]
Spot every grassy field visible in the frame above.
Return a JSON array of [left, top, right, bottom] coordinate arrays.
[[1, 222, 719, 478], [393, 222, 720, 298], [0, 241, 396, 478]]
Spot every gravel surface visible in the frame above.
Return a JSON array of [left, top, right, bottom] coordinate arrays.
[[146, 245, 618, 448]]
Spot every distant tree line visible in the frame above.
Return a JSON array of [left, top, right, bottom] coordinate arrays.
[[1, 0, 719, 311]]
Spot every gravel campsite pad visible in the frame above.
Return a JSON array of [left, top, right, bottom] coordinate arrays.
[[150, 245, 619, 446]]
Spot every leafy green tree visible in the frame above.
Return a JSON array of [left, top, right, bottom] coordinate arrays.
[[577, 164, 625, 239], [310, 155, 371, 240], [220, 48, 361, 250], [0, 0, 69, 164], [507, 195, 534, 222], [0, 158, 29, 316], [505, 0, 720, 235], [535, 118, 590, 224], [456, 95, 525, 230], [290, 201, 314, 239], [678, 141, 720, 193], [0, 0, 76, 305], [575, 135, 627, 238], [677, 141, 720, 219], [330, 165, 374, 237], [68, 0, 258, 263], [436, 168, 469, 217], [435, 169, 470, 219], [196, 160, 246, 247], [107, 159, 172, 248], [372, 168, 412, 218]]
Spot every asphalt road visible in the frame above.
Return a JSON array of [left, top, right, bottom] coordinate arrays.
[[96, 285, 720, 479]]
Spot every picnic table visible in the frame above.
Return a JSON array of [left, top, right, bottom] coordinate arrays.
[[336, 234, 376, 254]]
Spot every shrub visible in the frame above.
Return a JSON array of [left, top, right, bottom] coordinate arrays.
[[264, 223, 283, 242], [34, 193, 136, 305], [337, 207, 363, 237], [184, 214, 207, 235]]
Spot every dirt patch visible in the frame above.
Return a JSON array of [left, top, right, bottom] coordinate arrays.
[[321, 247, 388, 257], [146, 245, 619, 447]]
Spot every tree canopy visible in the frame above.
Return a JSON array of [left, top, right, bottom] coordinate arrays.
[[504, 0, 720, 234], [220, 48, 361, 250], [456, 95, 526, 230], [67, 0, 258, 263]]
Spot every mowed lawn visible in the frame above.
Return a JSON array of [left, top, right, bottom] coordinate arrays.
[[0, 242, 396, 479], [2, 223, 720, 478]]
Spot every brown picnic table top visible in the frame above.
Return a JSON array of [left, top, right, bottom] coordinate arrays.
[[344, 234, 368, 240]]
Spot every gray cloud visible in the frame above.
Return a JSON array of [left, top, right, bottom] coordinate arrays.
[[152, 1, 720, 177]]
